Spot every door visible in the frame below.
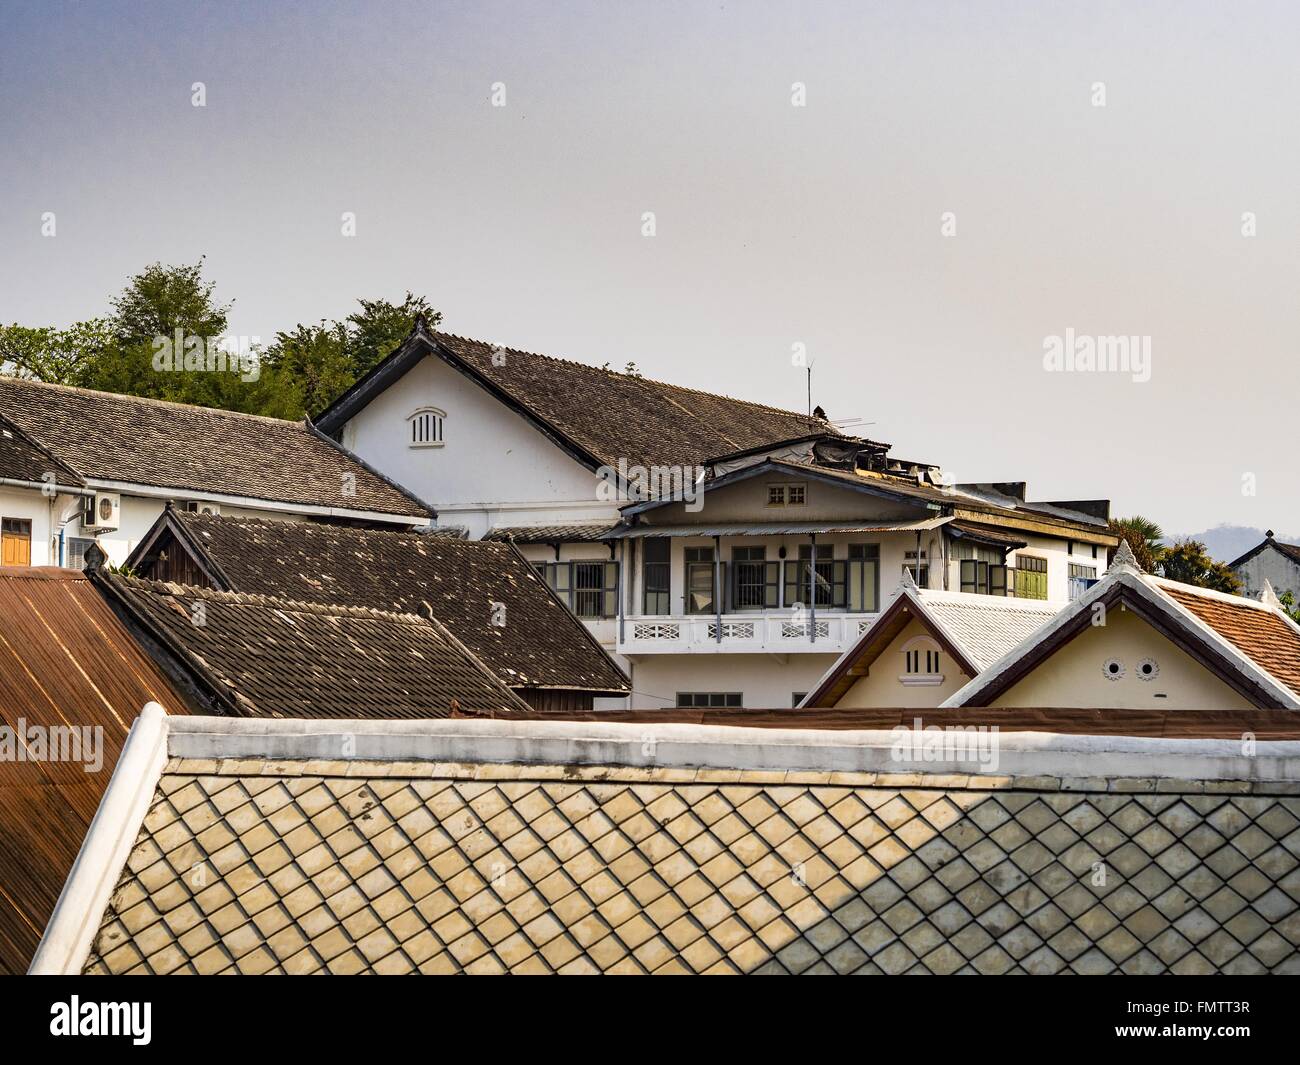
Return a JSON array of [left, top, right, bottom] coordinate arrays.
[[1, 518, 32, 566]]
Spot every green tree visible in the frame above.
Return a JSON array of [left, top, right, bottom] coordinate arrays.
[[1108, 516, 1165, 573], [0, 319, 115, 385], [1158, 539, 1241, 594], [109, 258, 230, 348], [1277, 590, 1300, 623], [345, 293, 439, 380]]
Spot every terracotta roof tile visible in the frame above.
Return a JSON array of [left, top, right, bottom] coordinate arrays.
[[1163, 585, 1300, 698]]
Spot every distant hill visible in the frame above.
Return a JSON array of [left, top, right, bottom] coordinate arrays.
[[1167, 525, 1300, 564]]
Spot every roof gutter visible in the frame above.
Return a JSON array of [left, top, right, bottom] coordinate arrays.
[[0, 477, 92, 496], [29, 702, 170, 975]]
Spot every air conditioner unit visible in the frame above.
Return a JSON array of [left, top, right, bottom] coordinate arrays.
[[181, 500, 222, 516], [82, 491, 121, 532]]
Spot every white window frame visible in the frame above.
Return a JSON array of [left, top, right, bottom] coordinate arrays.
[[407, 406, 446, 448]]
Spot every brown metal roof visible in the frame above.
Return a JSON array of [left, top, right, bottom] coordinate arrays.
[[0, 566, 191, 974]]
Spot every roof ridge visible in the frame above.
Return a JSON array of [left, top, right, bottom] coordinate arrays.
[[116, 574, 442, 625], [0, 374, 302, 427], [434, 330, 828, 423]]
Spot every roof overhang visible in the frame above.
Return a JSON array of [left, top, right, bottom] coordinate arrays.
[[607, 517, 952, 538]]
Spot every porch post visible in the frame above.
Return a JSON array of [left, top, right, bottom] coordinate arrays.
[[713, 534, 722, 644], [809, 532, 817, 644]]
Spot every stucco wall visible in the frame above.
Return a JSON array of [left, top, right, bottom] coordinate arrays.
[[1235, 545, 1300, 600], [627, 652, 840, 709], [837, 617, 975, 707], [991, 609, 1255, 710], [342, 354, 619, 538]]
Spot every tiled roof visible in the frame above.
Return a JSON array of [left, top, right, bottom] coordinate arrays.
[[68, 719, 1300, 975], [98, 575, 536, 719], [0, 376, 431, 518], [918, 591, 1061, 672], [0, 567, 189, 974], [0, 414, 83, 487], [1162, 583, 1300, 700], [316, 325, 834, 472], [133, 512, 628, 694], [1273, 541, 1300, 566]]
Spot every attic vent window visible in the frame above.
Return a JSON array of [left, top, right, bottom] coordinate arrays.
[[767, 483, 806, 507], [408, 407, 445, 448], [899, 636, 944, 686]]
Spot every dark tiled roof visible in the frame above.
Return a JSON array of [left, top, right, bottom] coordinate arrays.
[[317, 326, 833, 472], [0, 413, 82, 487], [99, 575, 535, 719], [432, 331, 834, 470], [137, 512, 629, 694], [0, 567, 190, 974], [0, 376, 431, 518], [1163, 585, 1300, 699], [1273, 541, 1300, 566]]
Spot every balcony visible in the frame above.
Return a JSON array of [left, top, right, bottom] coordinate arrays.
[[617, 612, 878, 655]]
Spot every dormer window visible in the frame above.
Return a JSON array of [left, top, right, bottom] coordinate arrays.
[[899, 636, 944, 686], [408, 407, 445, 448]]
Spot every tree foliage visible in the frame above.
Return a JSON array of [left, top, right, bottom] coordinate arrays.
[[1107, 516, 1165, 573], [0, 262, 439, 420], [1158, 538, 1242, 594]]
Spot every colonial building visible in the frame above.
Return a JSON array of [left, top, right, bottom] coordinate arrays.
[[0, 376, 432, 569], [1231, 531, 1300, 601], [944, 544, 1300, 710], [315, 321, 1118, 709]]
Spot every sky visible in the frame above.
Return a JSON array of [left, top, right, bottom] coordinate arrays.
[[2, 0, 1297, 537]]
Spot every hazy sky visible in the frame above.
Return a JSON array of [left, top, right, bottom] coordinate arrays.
[[2, 1, 1297, 536]]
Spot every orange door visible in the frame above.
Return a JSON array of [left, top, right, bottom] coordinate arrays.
[[1, 519, 32, 566]]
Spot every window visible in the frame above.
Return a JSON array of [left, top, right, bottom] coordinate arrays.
[[676, 692, 743, 708], [1068, 563, 1098, 601], [730, 546, 779, 609], [536, 560, 618, 618], [785, 544, 844, 608], [1, 518, 31, 566], [900, 636, 944, 685], [1014, 555, 1048, 600], [64, 536, 97, 571], [792, 692, 808, 707], [847, 544, 880, 612], [903, 550, 929, 589], [960, 559, 1008, 596], [407, 407, 445, 447], [642, 537, 670, 615], [766, 483, 807, 507], [684, 547, 716, 615]]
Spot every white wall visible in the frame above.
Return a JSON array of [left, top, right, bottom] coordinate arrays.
[[1235, 545, 1300, 600], [626, 653, 841, 710], [342, 354, 621, 538]]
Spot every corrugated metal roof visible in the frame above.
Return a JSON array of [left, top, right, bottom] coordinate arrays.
[[0, 567, 191, 974], [609, 517, 952, 538]]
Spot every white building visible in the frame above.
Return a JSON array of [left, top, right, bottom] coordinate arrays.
[[316, 321, 1118, 709], [0, 376, 432, 569], [1231, 531, 1300, 602]]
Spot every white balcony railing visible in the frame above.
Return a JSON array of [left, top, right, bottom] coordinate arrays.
[[617, 613, 878, 655]]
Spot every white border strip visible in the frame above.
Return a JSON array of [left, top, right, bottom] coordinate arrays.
[[166, 716, 1300, 785], [28, 703, 171, 975]]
